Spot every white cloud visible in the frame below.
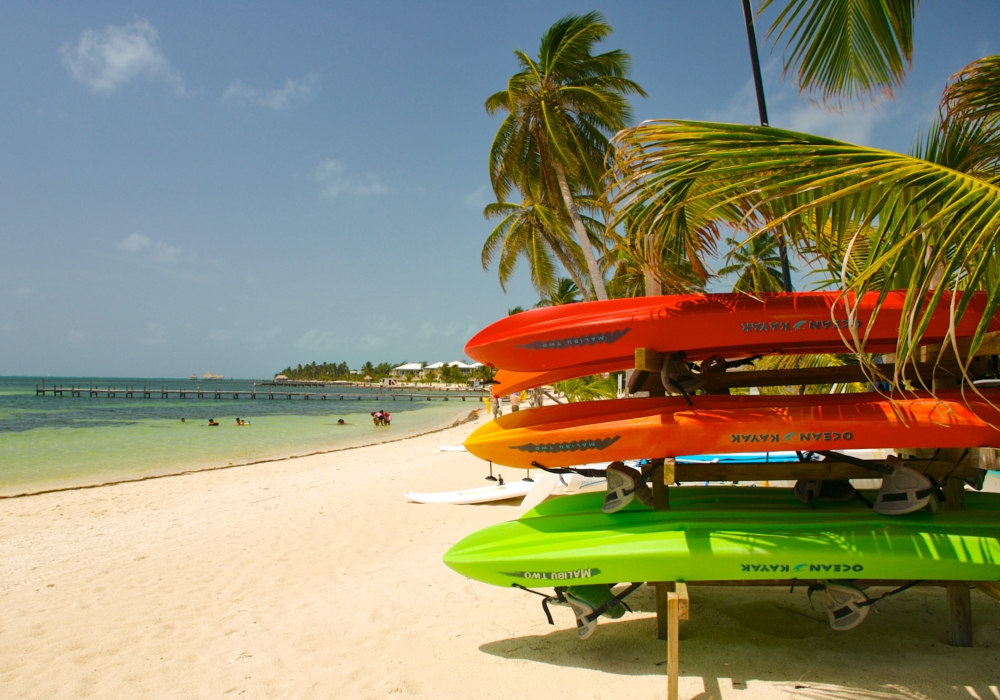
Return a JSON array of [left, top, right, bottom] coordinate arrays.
[[707, 59, 889, 146], [60, 19, 185, 95], [222, 73, 318, 110], [153, 241, 181, 262], [116, 233, 181, 262], [139, 321, 167, 345], [463, 185, 491, 209], [117, 232, 151, 252], [315, 159, 388, 197]]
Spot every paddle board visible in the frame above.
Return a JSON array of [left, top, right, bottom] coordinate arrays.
[[443, 486, 1000, 587], [466, 291, 998, 373], [464, 389, 1000, 469], [405, 480, 534, 504]]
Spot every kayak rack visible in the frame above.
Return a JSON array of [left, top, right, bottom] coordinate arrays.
[[621, 345, 998, 698]]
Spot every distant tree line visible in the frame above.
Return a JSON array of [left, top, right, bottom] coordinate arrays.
[[276, 361, 396, 382], [276, 361, 493, 385]]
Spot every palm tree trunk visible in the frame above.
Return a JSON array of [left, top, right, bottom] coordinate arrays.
[[552, 159, 609, 301], [550, 245, 591, 303]]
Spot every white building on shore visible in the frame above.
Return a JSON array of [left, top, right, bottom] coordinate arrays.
[[391, 360, 483, 379]]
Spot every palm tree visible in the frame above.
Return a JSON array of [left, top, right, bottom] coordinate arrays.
[[481, 196, 591, 298], [607, 1, 1000, 379], [609, 75, 1000, 378], [717, 234, 795, 294], [485, 11, 646, 301], [535, 277, 582, 307]]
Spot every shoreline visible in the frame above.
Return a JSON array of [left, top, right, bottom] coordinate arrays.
[[2, 410, 998, 698], [0, 407, 480, 501]]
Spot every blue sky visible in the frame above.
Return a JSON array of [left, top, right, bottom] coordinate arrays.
[[1, 1, 997, 378]]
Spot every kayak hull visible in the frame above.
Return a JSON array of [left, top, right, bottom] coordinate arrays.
[[443, 487, 1000, 587], [464, 390, 1000, 469], [466, 291, 998, 372]]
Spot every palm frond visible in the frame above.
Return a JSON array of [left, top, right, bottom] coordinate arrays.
[[760, 0, 917, 107], [609, 119, 1000, 376]]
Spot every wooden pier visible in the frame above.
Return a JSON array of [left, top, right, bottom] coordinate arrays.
[[35, 382, 486, 403]]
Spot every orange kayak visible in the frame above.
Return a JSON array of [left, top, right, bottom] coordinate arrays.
[[489, 362, 626, 399], [465, 390, 1000, 469], [466, 291, 998, 373]]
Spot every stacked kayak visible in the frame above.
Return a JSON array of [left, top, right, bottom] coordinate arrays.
[[445, 292, 1000, 637], [445, 487, 1000, 587], [468, 291, 1000, 396]]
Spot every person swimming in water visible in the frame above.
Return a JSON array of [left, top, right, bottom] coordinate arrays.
[[208, 418, 219, 426], [337, 418, 346, 425]]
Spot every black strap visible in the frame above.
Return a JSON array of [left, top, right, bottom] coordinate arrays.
[[512, 582, 643, 626], [512, 583, 564, 625], [807, 580, 923, 610], [530, 461, 607, 478], [816, 450, 893, 476], [583, 583, 643, 623]]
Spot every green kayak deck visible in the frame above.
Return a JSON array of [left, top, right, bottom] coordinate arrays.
[[443, 487, 1000, 588]]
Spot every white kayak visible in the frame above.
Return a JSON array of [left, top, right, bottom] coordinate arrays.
[[437, 445, 468, 452], [405, 471, 609, 506], [405, 479, 534, 504]]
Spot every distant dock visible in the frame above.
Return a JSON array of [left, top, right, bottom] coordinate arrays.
[[35, 381, 488, 402]]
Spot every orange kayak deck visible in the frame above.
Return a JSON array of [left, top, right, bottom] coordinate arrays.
[[465, 390, 1000, 469], [466, 291, 998, 373]]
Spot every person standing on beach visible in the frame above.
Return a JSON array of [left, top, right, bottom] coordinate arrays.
[[509, 392, 520, 412], [491, 396, 501, 418]]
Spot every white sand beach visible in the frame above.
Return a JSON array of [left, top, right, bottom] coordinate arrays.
[[2, 409, 999, 699]]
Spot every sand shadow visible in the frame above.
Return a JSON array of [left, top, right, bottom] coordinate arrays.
[[479, 585, 1000, 699]]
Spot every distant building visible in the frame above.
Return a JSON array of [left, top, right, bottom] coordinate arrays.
[[203, 372, 224, 380], [390, 360, 483, 380], [274, 374, 289, 382], [392, 362, 423, 378]]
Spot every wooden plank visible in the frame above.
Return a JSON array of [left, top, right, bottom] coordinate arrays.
[[918, 330, 1000, 363], [635, 348, 663, 373], [975, 581, 1000, 602], [947, 584, 973, 647], [628, 359, 986, 394], [676, 582, 689, 621], [654, 582, 673, 641], [674, 458, 978, 482], [667, 589, 680, 700]]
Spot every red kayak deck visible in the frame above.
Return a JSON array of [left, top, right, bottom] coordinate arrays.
[[465, 389, 1000, 469], [467, 291, 997, 373]]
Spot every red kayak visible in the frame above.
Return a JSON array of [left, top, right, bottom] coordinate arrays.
[[467, 291, 998, 373]]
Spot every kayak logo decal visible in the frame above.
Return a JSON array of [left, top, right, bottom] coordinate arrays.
[[730, 431, 854, 444], [504, 568, 601, 581], [741, 319, 860, 332], [741, 563, 863, 573], [516, 328, 630, 351], [510, 436, 621, 454]]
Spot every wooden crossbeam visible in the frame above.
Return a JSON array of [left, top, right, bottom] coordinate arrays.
[[629, 359, 988, 394], [673, 457, 980, 482]]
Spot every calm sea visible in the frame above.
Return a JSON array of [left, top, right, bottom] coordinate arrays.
[[0, 377, 481, 496]]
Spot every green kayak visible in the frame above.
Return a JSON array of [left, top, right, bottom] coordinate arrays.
[[443, 487, 1000, 587]]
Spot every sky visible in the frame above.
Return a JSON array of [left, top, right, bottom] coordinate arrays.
[[1, 1, 997, 378]]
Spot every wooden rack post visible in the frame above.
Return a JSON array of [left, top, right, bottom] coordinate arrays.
[[667, 582, 689, 700]]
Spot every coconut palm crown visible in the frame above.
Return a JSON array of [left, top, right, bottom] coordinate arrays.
[[485, 11, 646, 301]]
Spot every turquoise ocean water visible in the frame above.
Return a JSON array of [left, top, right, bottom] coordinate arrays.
[[0, 377, 480, 496]]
